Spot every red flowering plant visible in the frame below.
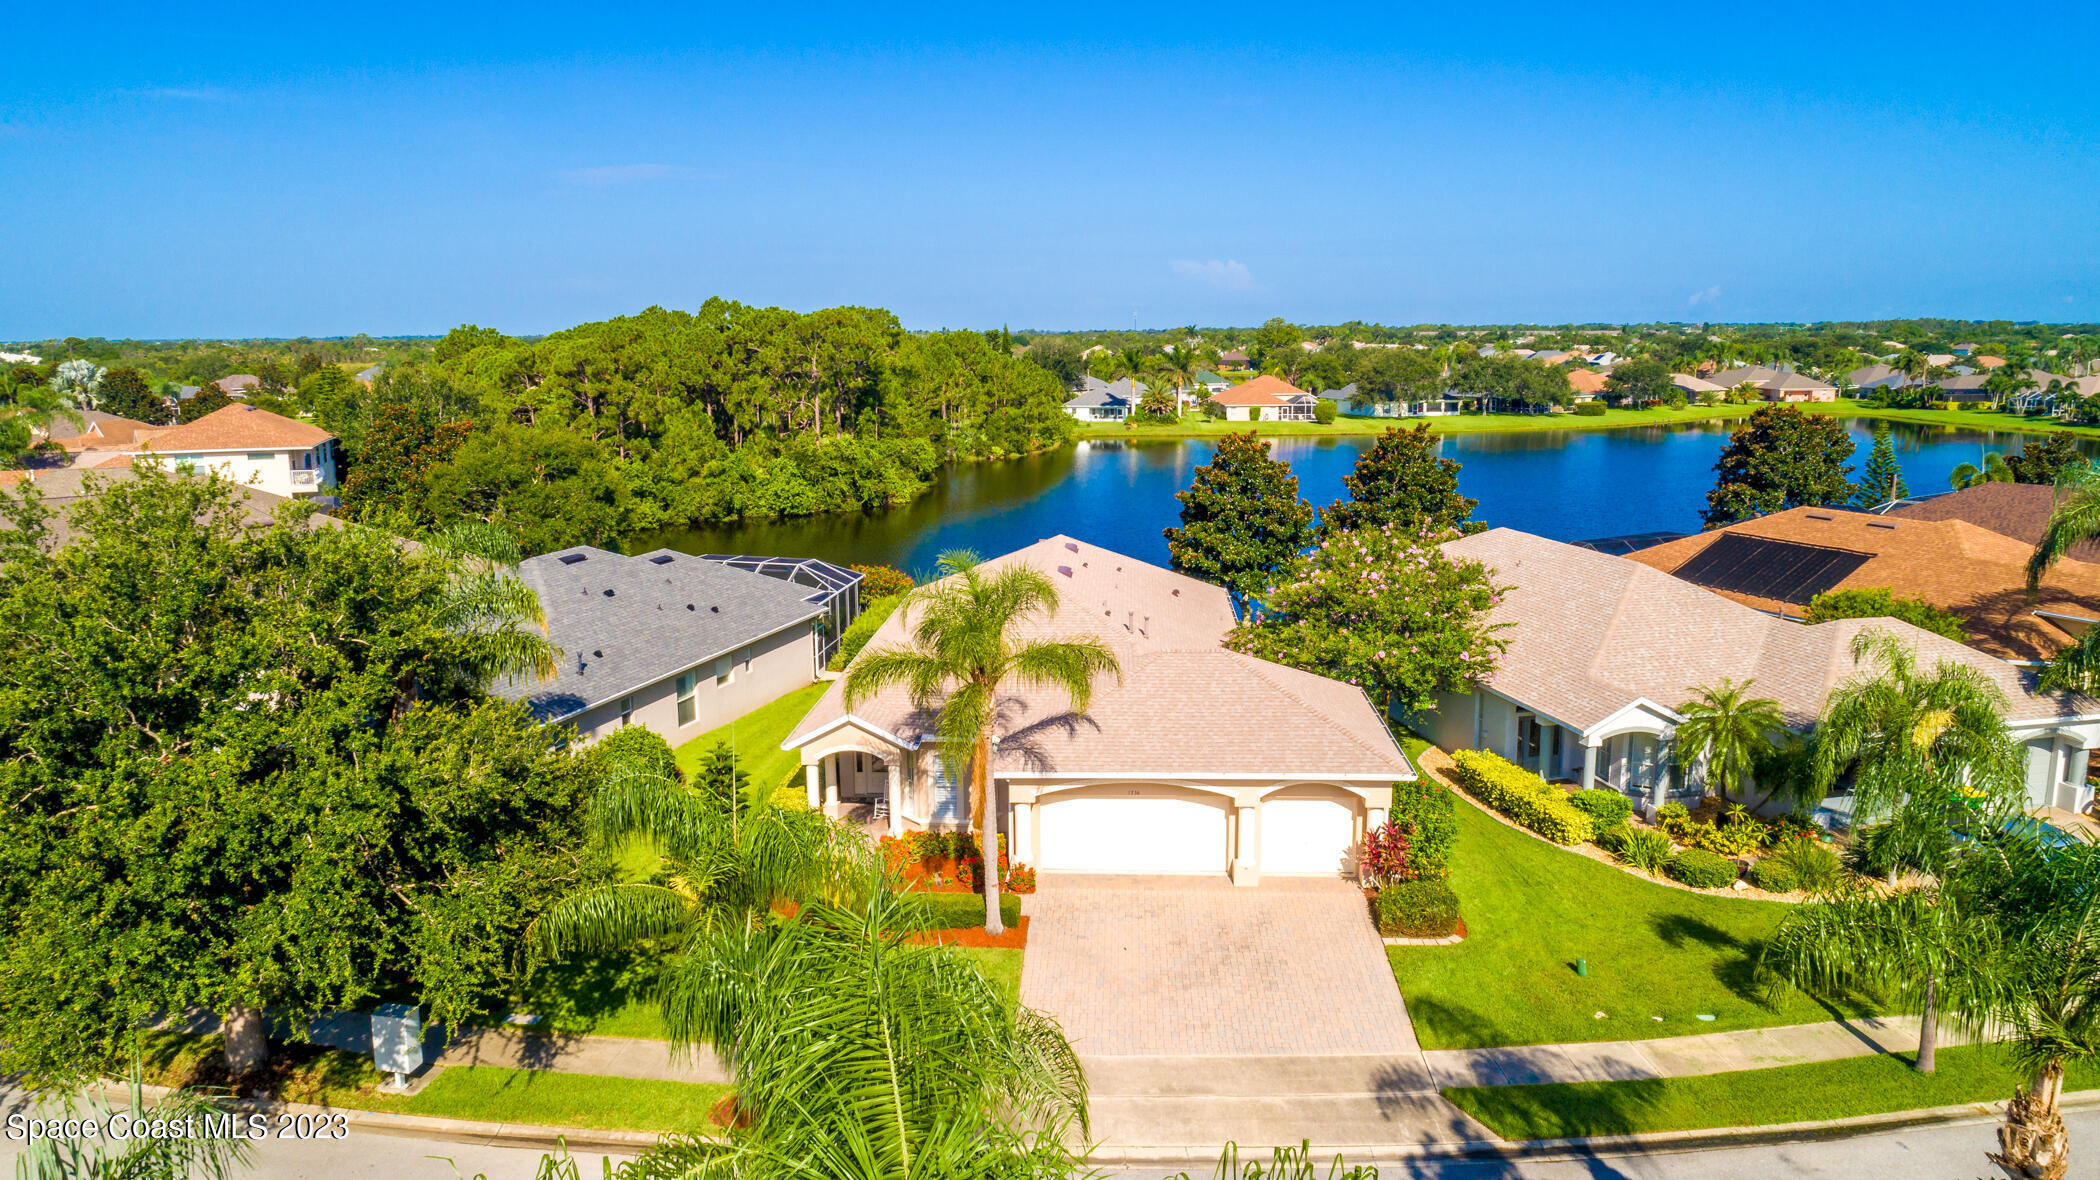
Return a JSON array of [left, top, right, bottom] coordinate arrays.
[[1004, 865, 1037, 894], [1361, 819, 1416, 888]]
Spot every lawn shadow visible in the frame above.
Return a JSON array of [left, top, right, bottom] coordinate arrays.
[[1404, 996, 1513, 1056], [1648, 913, 1774, 1007]]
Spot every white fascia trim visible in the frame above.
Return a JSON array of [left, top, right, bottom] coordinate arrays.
[[780, 712, 919, 753], [1581, 697, 1684, 741]]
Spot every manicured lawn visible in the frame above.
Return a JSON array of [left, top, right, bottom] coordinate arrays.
[[394, 1067, 729, 1133], [1390, 796, 1864, 1048], [912, 890, 1023, 929], [673, 681, 831, 803], [957, 946, 1023, 1006], [513, 952, 671, 1038], [1445, 1044, 2100, 1140]]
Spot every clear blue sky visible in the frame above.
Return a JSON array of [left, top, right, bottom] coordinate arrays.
[[6, 2, 2096, 338]]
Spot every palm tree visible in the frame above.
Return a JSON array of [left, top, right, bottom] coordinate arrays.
[[845, 551, 1121, 936], [1950, 451, 2015, 490], [1897, 348, 1932, 390], [1110, 344, 1151, 386], [422, 520, 561, 694], [637, 883, 1089, 1180], [1674, 678, 1785, 809], [1811, 628, 2026, 878], [1153, 338, 1215, 406]]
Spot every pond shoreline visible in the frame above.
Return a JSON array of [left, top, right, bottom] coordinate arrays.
[[1076, 403, 2099, 441]]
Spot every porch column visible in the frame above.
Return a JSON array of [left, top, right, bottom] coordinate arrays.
[[1013, 801, 1034, 867], [1366, 804, 1388, 832], [885, 763, 903, 837], [1581, 740, 1599, 793], [804, 762, 820, 809], [1232, 802, 1261, 887], [1647, 752, 1671, 822], [823, 755, 840, 810]]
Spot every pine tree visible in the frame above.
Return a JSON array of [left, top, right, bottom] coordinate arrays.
[[1851, 421, 1909, 508], [1163, 431, 1314, 619]]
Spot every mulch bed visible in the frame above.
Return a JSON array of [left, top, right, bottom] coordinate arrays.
[[904, 916, 1028, 948]]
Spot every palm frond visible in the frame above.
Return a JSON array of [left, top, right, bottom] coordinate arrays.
[[527, 883, 700, 961]]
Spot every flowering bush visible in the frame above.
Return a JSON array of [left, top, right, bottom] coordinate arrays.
[[1003, 864, 1037, 894], [1361, 820, 1414, 888], [1449, 749, 1594, 845], [1389, 779, 1454, 882], [1226, 523, 1509, 711]]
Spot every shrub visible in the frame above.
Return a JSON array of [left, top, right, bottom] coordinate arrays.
[[1667, 848, 1738, 889], [1389, 779, 1456, 881], [584, 725, 681, 781], [1361, 820, 1414, 888], [1313, 399, 1339, 424], [1448, 750, 1595, 845], [1372, 880, 1461, 938], [849, 563, 914, 599], [1748, 858, 1798, 893], [1200, 397, 1226, 419], [1573, 401, 1607, 416], [1003, 864, 1037, 894], [1593, 820, 1630, 852], [829, 593, 906, 671], [1567, 788, 1633, 828], [1614, 827, 1673, 874], [1768, 834, 1842, 891]]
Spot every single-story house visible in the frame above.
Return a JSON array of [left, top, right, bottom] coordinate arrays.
[[44, 411, 162, 464], [1210, 374, 1316, 421], [1887, 483, 2100, 563], [494, 546, 857, 747], [1627, 506, 2100, 662], [1565, 368, 1609, 399], [1218, 349, 1251, 369], [0, 465, 345, 550], [782, 537, 1415, 883], [1408, 528, 2100, 824], [126, 404, 339, 498], [1976, 356, 2007, 369], [1192, 369, 1233, 395], [1847, 363, 1906, 391], [1705, 366, 1838, 402], [1670, 373, 1726, 398], [214, 374, 262, 398], [1062, 377, 1147, 421]]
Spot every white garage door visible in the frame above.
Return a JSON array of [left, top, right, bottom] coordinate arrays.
[[1260, 798, 1355, 875], [1037, 792, 1229, 874]]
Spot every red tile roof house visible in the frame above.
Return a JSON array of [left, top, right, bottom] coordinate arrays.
[[124, 404, 340, 498], [1408, 529, 2100, 828], [1208, 374, 1319, 422], [782, 537, 1415, 884]]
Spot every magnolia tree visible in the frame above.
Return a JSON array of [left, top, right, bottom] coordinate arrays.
[[1226, 523, 1508, 713]]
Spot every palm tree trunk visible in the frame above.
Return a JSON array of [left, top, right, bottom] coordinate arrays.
[[975, 730, 1004, 937], [1915, 973, 1937, 1074], [1990, 1060, 2068, 1180], [223, 1005, 268, 1076]]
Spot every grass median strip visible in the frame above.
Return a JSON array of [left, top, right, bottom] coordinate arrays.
[[1444, 1044, 2100, 1140], [389, 1067, 731, 1133]]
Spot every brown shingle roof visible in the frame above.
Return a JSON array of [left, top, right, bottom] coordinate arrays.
[[1566, 368, 1609, 394], [1447, 528, 2092, 730], [784, 536, 1414, 779], [48, 413, 161, 452], [1210, 374, 1306, 407], [1885, 483, 2100, 560], [1626, 506, 2100, 660], [132, 404, 334, 453]]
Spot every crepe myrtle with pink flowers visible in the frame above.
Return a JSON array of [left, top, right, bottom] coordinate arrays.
[[1226, 523, 1509, 713]]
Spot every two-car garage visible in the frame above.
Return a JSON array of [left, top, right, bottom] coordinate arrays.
[[1032, 783, 1361, 877]]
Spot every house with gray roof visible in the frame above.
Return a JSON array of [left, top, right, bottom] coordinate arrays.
[[495, 545, 849, 747], [1705, 366, 1837, 403], [1062, 376, 1148, 421]]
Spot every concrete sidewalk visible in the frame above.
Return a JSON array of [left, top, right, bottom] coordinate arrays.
[[433, 1026, 730, 1084], [1424, 1015, 1967, 1089]]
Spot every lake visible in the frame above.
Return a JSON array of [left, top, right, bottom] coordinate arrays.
[[628, 419, 2096, 576]]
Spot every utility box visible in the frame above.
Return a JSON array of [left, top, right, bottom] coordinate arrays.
[[370, 1004, 424, 1090]]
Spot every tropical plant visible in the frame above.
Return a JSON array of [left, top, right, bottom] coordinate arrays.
[[11, 1078, 253, 1180], [1702, 405, 1856, 525], [2005, 434, 2087, 486], [628, 884, 1088, 1180], [1613, 827, 1673, 874], [1950, 452, 2015, 489], [1318, 423, 1484, 537], [416, 519, 561, 699], [1673, 678, 1785, 809], [1811, 629, 2025, 879], [845, 550, 1120, 935], [1152, 338, 1213, 401], [2027, 462, 2100, 695], [46, 359, 105, 408], [1766, 835, 1843, 891]]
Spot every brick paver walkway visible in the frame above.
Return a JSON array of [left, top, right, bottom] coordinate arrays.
[[1018, 873, 1420, 1056]]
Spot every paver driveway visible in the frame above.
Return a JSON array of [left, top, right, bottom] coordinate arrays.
[[1019, 874, 1420, 1056]]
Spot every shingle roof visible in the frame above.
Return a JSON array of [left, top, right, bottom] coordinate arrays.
[[494, 546, 826, 721], [1566, 368, 1609, 394], [1628, 507, 2100, 660], [1064, 376, 1148, 408], [133, 404, 334, 453], [48, 412, 162, 451], [1706, 365, 1836, 393], [784, 536, 1414, 779], [1671, 373, 1725, 393], [214, 374, 261, 394], [1887, 484, 2100, 562], [1210, 374, 1305, 406], [1445, 528, 2092, 731]]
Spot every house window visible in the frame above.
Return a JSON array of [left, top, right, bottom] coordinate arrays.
[[675, 671, 699, 726], [931, 754, 961, 822], [714, 656, 732, 686], [618, 696, 633, 727], [247, 452, 275, 461]]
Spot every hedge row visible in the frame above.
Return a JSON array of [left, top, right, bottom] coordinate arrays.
[[1448, 749, 1595, 845], [1373, 880, 1461, 938]]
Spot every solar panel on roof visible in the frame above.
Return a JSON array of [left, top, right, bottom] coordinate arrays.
[[1670, 534, 1871, 605]]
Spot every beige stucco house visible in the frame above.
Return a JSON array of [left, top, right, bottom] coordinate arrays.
[[782, 537, 1415, 883], [126, 404, 340, 497]]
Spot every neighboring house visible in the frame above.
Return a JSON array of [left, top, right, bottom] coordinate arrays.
[[44, 411, 163, 466], [0, 351, 41, 365], [494, 546, 846, 747], [1627, 506, 2100, 662], [1218, 349, 1251, 369], [1847, 363, 1906, 391], [1705, 366, 1837, 402], [1530, 349, 1570, 364], [1410, 529, 2100, 824], [214, 374, 262, 398], [1062, 376, 1146, 421], [1565, 368, 1609, 399], [1886, 483, 2100, 563], [1192, 369, 1233, 395], [0, 466, 344, 550], [1210, 374, 1315, 421], [783, 537, 1415, 882], [1931, 373, 1994, 403], [1927, 353, 1957, 367], [1976, 356, 2007, 369], [355, 364, 383, 384], [1670, 373, 1725, 399], [125, 404, 339, 498]]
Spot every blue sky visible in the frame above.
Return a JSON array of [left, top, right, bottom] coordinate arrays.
[[5, 2, 2097, 337]]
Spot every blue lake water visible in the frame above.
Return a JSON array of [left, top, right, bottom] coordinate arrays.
[[635, 419, 2095, 576]]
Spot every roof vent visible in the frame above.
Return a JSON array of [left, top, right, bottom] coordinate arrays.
[[711, 605, 721, 613], [1064, 541, 1078, 553], [1867, 520, 1898, 529], [649, 554, 675, 565], [1172, 588, 1180, 597], [602, 589, 615, 597], [1057, 565, 1073, 577], [558, 553, 588, 565], [686, 604, 695, 611], [1805, 513, 1835, 521]]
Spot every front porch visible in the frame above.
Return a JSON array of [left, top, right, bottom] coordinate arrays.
[[1508, 710, 1696, 813]]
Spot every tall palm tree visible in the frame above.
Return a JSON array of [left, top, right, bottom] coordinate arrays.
[[1153, 338, 1215, 405], [1110, 344, 1151, 386], [1763, 881, 2000, 1075], [1812, 628, 2026, 877], [423, 520, 561, 694], [1951, 451, 2015, 490], [1897, 348, 1932, 390], [845, 551, 1121, 936], [636, 883, 1089, 1180], [1674, 678, 1785, 809]]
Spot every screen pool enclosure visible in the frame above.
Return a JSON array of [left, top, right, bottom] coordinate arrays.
[[697, 554, 864, 664]]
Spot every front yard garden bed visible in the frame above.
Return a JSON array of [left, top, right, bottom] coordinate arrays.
[[1444, 1043, 2100, 1140]]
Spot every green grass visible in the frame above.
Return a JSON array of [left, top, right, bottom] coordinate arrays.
[[1391, 796, 1864, 1048], [1391, 725, 1433, 765], [673, 681, 831, 803], [912, 890, 1023, 929], [391, 1067, 730, 1133], [1445, 1044, 2100, 1140], [512, 952, 671, 1038], [957, 947, 1023, 1006]]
